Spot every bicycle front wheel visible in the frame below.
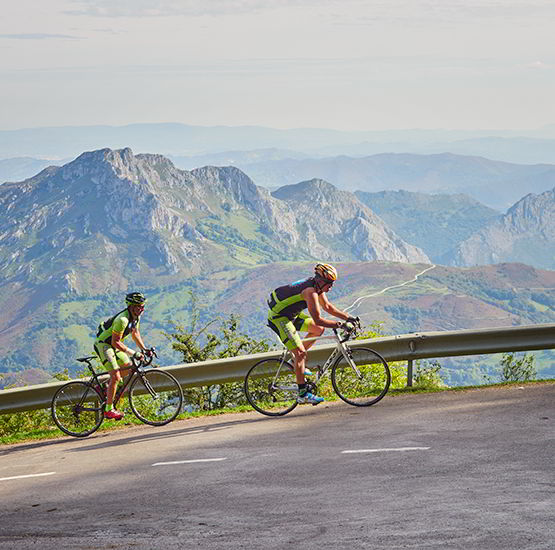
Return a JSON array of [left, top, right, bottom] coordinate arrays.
[[331, 347, 391, 407], [129, 370, 183, 426], [244, 358, 298, 416], [51, 381, 104, 437]]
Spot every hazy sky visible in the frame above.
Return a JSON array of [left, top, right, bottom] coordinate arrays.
[[1, 0, 554, 131]]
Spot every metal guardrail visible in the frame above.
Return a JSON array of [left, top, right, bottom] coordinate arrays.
[[1, 323, 554, 414]]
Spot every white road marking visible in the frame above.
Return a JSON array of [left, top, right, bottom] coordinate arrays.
[[0, 472, 56, 482], [342, 447, 430, 454], [152, 458, 227, 466]]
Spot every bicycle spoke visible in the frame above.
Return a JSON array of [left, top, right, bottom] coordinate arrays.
[[51, 381, 104, 437], [129, 370, 183, 426], [331, 348, 391, 407], [244, 358, 298, 416]]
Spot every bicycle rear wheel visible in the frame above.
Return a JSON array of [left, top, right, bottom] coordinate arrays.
[[244, 358, 298, 416], [51, 381, 104, 437], [331, 347, 391, 407], [129, 370, 183, 426]]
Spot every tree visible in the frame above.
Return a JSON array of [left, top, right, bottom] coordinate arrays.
[[162, 294, 270, 410]]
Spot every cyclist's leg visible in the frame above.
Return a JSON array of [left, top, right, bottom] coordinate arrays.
[[267, 314, 323, 404], [268, 314, 306, 383], [94, 342, 131, 415], [291, 315, 325, 404], [296, 313, 324, 352]]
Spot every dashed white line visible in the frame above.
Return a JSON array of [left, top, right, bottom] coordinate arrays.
[[152, 458, 227, 466], [342, 447, 430, 454], [0, 472, 56, 482]]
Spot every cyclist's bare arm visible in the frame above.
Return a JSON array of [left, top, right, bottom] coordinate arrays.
[[131, 328, 147, 353], [302, 288, 340, 328], [318, 293, 350, 321], [111, 332, 133, 356]]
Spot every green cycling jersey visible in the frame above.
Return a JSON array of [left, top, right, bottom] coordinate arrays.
[[95, 309, 140, 344]]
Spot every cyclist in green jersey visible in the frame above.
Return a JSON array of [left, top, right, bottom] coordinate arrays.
[[94, 292, 152, 420], [267, 263, 357, 405]]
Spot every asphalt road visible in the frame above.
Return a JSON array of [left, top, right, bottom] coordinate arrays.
[[0, 383, 553, 550]]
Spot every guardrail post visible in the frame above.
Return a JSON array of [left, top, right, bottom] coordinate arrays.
[[407, 359, 413, 387]]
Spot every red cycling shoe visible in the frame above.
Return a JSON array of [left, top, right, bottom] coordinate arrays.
[[104, 409, 124, 420]]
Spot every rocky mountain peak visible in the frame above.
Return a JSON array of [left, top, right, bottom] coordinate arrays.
[[272, 178, 337, 200], [0, 148, 430, 299], [450, 186, 555, 269], [191, 165, 260, 197], [502, 188, 555, 234], [271, 178, 429, 263]]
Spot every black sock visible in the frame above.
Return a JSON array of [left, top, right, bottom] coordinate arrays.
[[298, 383, 307, 395]]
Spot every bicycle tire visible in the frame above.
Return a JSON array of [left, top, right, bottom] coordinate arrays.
[[51, 381, 104, 437], [244, 358, 298, 416], [129, 370, 183, 426], [331, 347, 391, 407]]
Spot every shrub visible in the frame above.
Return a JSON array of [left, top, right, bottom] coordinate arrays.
[[499, 353, 536, 382], [413, 359, 446, 389]]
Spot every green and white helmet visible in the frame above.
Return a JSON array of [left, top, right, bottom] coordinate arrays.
[[125, 292, 146, 306]]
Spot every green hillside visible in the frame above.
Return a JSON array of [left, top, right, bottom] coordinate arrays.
[[1, 261, 553, 388]]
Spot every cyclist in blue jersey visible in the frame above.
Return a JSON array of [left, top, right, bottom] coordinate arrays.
[[267, 263, 357, 405]]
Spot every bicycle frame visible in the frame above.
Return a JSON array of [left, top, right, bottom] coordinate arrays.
[[78, 352, 160, 408], [271, 326, 362, 390]]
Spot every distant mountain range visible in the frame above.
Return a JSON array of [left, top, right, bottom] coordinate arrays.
[[216, 152, 555, 211], [2, 148, 553, 300], [1, 147, 553, 385], [354, 188, 555, 270], [2, 122, 555, 163], [0, 148, 427, 293], [171, 136, 555, 167], [0, 157, 62, 183], [5, 150, 555, 213]]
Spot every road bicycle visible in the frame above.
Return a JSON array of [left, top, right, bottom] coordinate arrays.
[[244, 318, 391, 416], [51, 348, 184, 437]]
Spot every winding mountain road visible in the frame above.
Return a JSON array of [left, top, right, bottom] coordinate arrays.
[[346, 263, 437, 313]]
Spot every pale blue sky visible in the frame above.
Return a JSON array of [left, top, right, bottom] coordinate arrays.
[[1, 0, 554, 131]]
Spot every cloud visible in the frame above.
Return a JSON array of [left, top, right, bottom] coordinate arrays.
[[68, 0, 555, 19], [65, 0, 324, 17], [526, 60, 552, 70], [0, 33, 82, 40]]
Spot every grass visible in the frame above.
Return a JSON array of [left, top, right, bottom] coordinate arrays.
[[1, 379, 553, 446], [58, 300, 102, 322], [63, 324, 93, 342], [389, 378, 555, 395]]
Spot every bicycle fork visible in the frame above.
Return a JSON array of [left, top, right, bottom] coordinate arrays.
[[337, 343, 364, 379], [135, 372, 159, 399]]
